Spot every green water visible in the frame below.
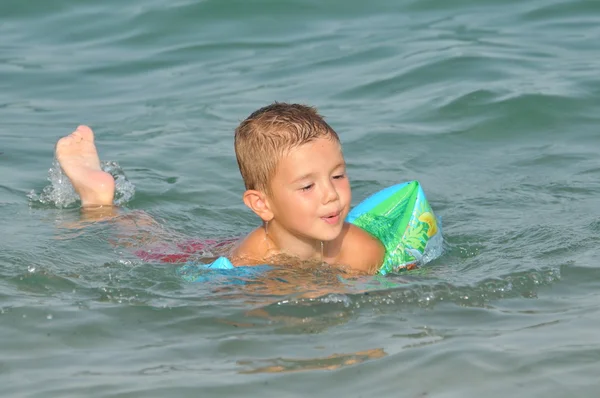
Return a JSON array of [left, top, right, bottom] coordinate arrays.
[[2, 0, 600, 396]]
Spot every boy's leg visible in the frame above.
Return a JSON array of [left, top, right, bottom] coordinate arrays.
[[55, 126, 192, 258], [56, 125, 115, 208]]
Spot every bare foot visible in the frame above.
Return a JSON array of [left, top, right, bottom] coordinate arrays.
[[55, 125, 115, 207]]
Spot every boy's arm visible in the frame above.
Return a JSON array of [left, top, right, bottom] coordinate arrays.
[[340, 225, 385, 274]]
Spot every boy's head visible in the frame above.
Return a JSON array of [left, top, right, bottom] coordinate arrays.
[[234, 103, 340, 194]]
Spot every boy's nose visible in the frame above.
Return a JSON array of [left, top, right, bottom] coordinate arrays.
[[321, 182, 339, 204]]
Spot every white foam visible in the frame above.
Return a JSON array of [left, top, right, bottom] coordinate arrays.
[[28, 159, 135, 208]]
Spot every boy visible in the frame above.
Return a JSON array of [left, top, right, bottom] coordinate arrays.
[[55, 103, 385, 274]]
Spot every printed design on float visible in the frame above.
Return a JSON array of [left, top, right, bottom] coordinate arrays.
[[346, 181, 440, 274]]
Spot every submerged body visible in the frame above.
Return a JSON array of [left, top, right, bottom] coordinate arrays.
[[55, 123, 384, 273], [54, 103, 439, 275]]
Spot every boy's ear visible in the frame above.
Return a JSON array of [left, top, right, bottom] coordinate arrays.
[[242, 190, 274, 222]]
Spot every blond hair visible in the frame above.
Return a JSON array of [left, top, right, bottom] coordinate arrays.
[[234, 102, 340, 193]]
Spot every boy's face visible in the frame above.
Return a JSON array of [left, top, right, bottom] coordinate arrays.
[[267, 137, 351, 243]]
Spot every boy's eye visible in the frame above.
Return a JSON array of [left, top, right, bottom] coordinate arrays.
[[333, 173, 346, 180], [300, 183, 314, 191]]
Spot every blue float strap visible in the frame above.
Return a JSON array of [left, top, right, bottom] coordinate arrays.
[[177, 256, 273, 283], [205, 256, 235, 269]]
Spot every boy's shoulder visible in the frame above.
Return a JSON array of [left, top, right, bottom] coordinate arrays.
[[337, 222, 385, 274], [229, 227, 269, 266], [229, 223, 385, 273]]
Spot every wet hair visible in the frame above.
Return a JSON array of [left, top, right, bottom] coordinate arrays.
[[234, 102, 340, 193]]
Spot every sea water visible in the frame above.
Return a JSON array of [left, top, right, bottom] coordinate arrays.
[[1, 0, 600, 396]]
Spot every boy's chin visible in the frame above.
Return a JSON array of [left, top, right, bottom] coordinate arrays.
[[313, 226, 344, 242]]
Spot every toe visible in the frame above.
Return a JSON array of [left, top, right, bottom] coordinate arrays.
[[75, 125, 94, 141], [57, 136, 73, 148], [76, 125, 92, 133], [70, 131, 83, 143]]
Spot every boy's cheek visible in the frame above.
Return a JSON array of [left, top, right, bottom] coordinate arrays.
[[340, 181, 351, 201]]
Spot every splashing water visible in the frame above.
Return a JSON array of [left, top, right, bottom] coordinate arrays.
[[103, 161, 136, 206], [28, 159, 135, 208]]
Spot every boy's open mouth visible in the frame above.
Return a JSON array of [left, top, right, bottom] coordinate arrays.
[[321, 211, 341, 225]]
